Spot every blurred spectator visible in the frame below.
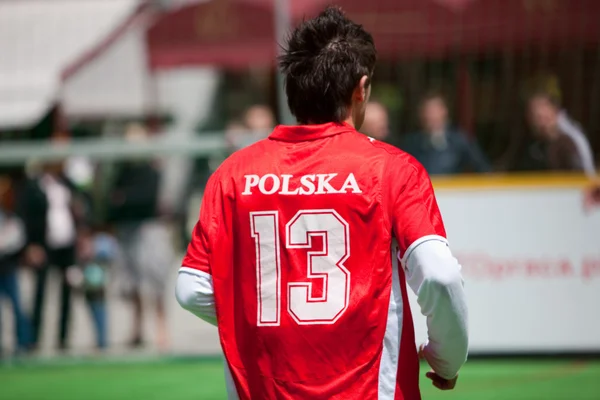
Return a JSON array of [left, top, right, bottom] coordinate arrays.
[[402, 92, 491, 175], [17, 161, 87, 350], [53, 131, 95, 192], [225, 119, 246, 134], [361, 101, 391, 142], [526, 92, 595, 177], [73, 228, 118, 350], [64, 156, 95, 192], [244, 104, 275, 132], [0, 172, 31, 356], [108, 124, 172, 350], [226, 105, 275, 151]]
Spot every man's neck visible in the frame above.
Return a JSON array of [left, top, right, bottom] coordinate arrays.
[[343, 116, 356, 129]]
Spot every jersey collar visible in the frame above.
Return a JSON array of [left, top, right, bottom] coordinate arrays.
[[269, 122, 355, 142]]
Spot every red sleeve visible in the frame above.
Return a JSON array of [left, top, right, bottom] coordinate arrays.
[[181, 172, 223, 274], [386, 157, 447, 259]]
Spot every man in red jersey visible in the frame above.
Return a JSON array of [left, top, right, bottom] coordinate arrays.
[[176, 7, 468, 399]]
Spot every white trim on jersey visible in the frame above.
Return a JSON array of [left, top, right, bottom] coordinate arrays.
[[224, 362, 240, 400], [400, 234, 449, 266], [377, 242, 403, 399], [401, 236, 468, 380], [176, 267, 217, 326]]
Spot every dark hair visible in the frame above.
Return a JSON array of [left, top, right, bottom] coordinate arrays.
[[279, 7, 376, 124]]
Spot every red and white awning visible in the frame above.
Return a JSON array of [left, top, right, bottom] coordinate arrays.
[[0, 0, 145, 128]]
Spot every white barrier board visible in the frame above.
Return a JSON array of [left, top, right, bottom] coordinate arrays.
[[409, 181, 600, 352]]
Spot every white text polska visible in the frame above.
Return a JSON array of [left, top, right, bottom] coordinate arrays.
[[242, 173, 362, 195]]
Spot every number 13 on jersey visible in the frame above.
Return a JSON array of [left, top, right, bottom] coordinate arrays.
[[250, 209, 351, 326]]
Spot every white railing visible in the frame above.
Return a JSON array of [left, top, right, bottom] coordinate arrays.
[[0, 133, 233, 165]]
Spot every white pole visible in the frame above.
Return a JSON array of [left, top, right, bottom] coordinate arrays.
[[274, 0, 295, 125]]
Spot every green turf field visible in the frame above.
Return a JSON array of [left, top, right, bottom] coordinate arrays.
[[1, 357, 599, 399]]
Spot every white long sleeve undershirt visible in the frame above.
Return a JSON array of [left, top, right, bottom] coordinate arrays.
[[175, 267, 217, 326], [402, 236, 469, 379], [175, 268, 237, 399]]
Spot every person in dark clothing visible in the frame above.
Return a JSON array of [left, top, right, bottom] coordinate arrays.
[[109, 162, 160, 223], [524, 92, 596, 176], [0, 172, 31, 356], [18, 161, 87, 350], [402, 92, 491, 175], [108, 158, 170, 349]]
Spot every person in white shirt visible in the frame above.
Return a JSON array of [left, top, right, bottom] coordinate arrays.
[[19, 162, 82, 350]]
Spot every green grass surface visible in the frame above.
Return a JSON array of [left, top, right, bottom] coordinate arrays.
[[1, 357, 599, 399]]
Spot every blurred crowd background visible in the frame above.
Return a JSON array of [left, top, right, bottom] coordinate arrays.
[[1, 0, 600, 358]]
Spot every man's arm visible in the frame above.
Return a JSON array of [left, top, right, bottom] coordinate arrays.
[[175, 172, 223, 325], [176, 267, 217, 326], [402, 238, 468, 379], [386, 156, 468, 382]]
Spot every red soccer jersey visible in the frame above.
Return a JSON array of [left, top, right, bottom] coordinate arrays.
[[183, 122, 446, 400]]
